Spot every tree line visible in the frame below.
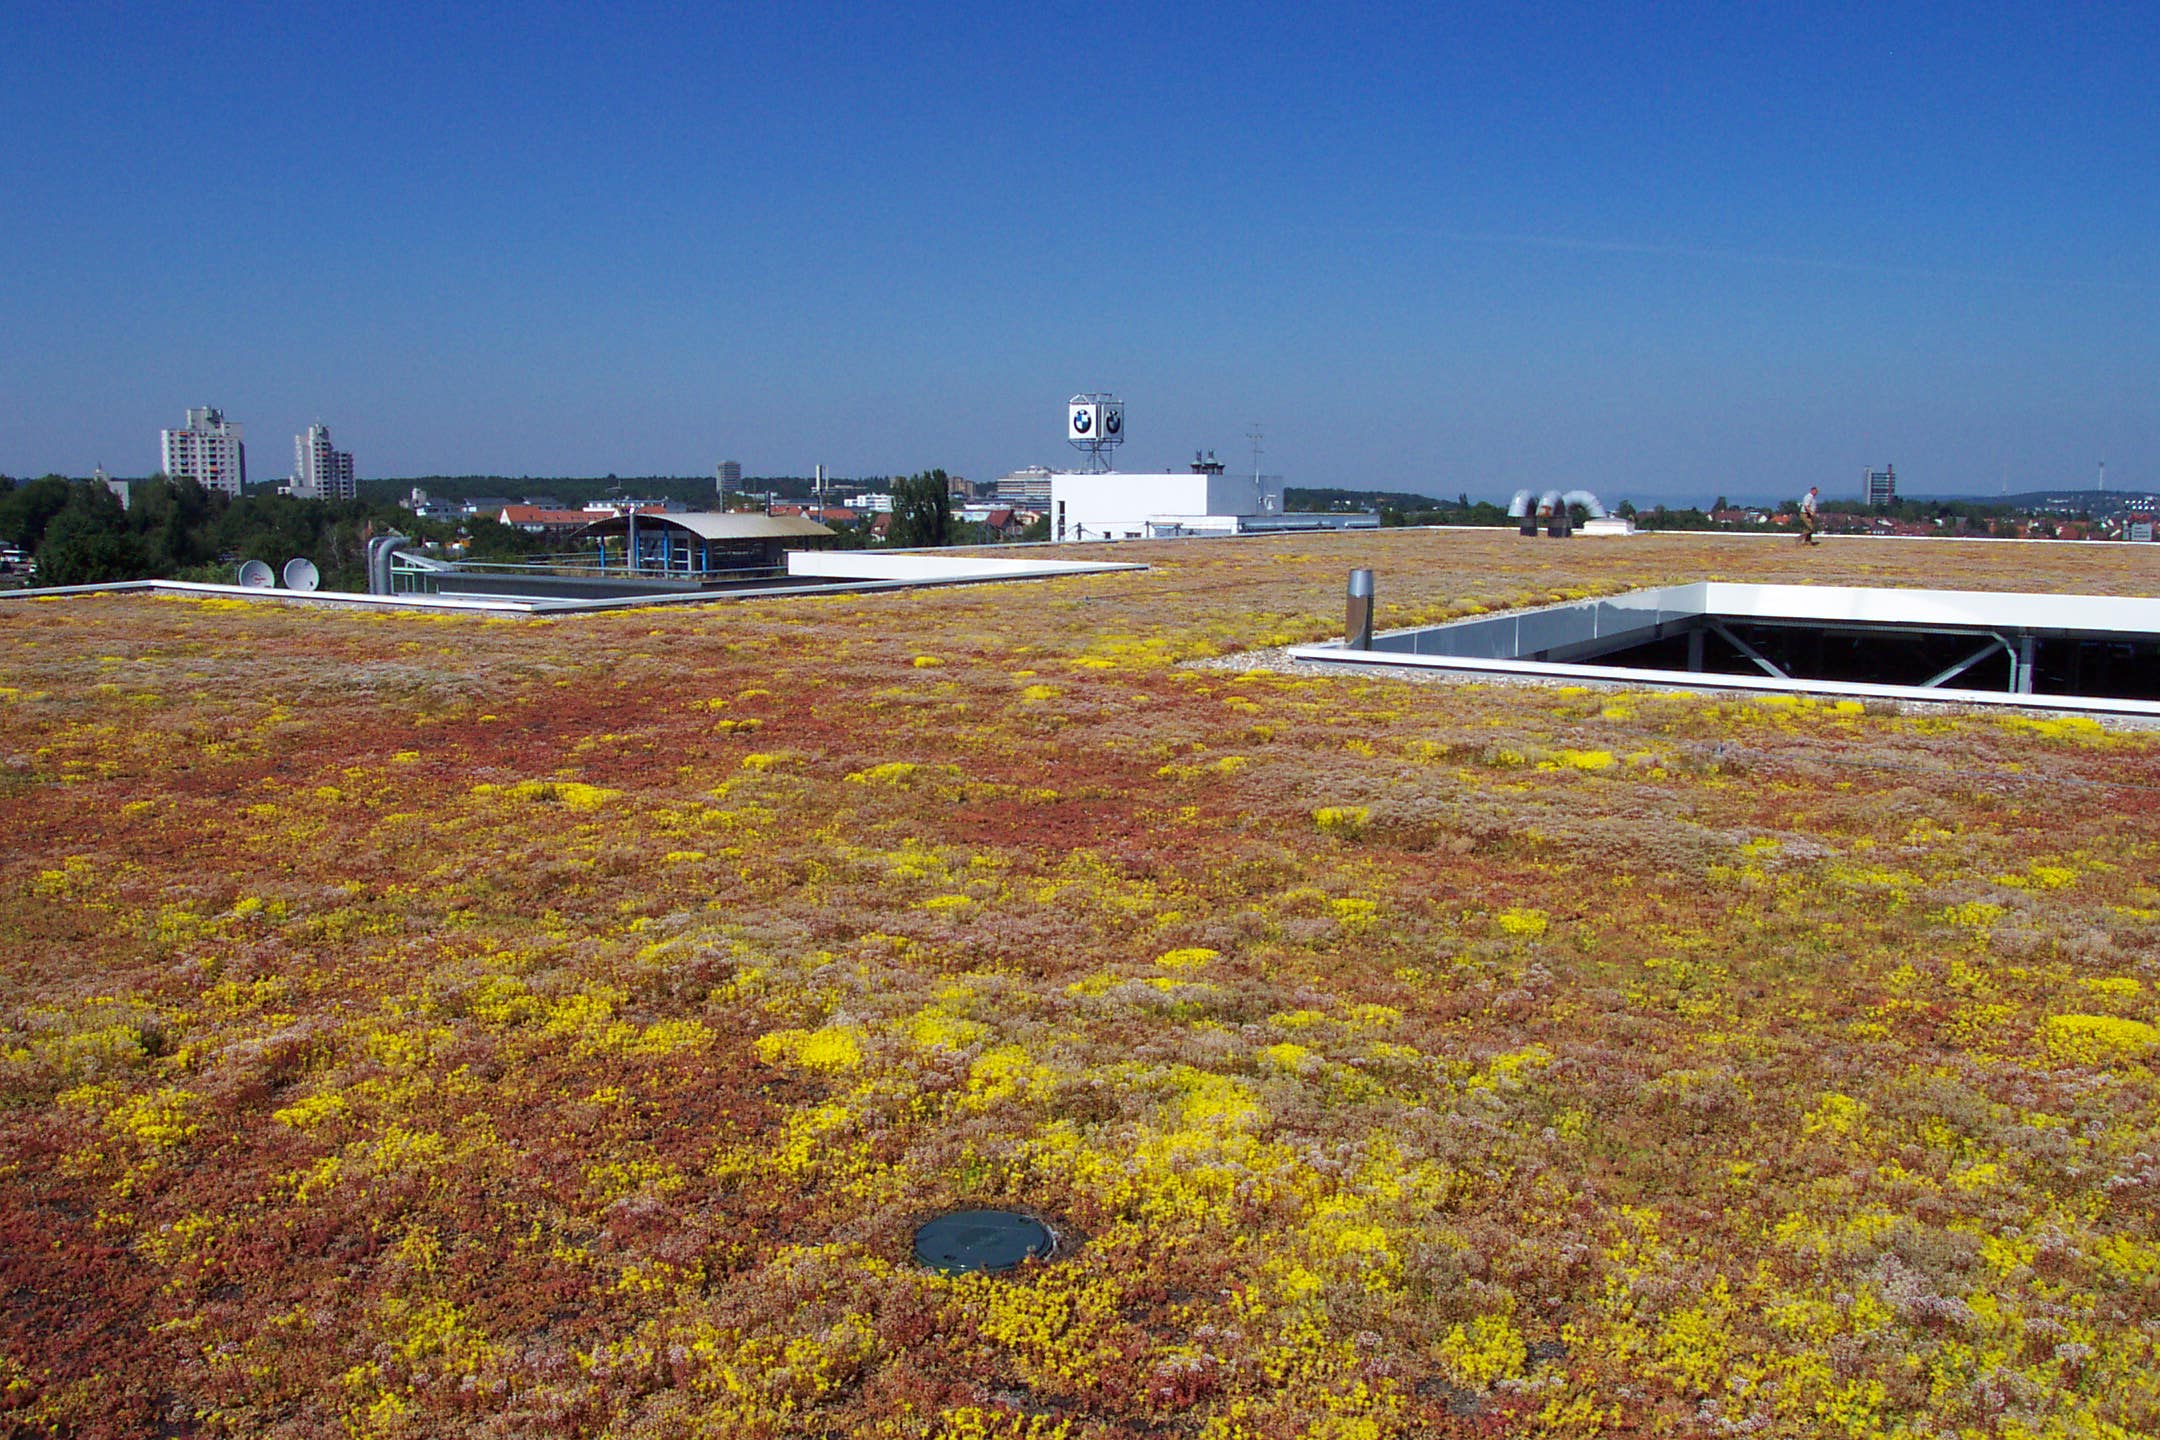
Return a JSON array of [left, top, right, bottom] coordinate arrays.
[[0, 475, 547, 590], [0, 470, 999, 589]]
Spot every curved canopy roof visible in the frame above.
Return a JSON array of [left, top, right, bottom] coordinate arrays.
[[572, 512, 834, 541]]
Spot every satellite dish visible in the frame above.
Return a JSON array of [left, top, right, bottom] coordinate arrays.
[[281, 557, 320, 591], [236, 559, 275, 588]]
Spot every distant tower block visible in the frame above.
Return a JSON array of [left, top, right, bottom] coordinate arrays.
[[1067, 393, 1124, 473], [293, 423, 356, 501], [716, 460, 741, 505], [162, 406, 248, 497], [1865, 464, 1897, 507]]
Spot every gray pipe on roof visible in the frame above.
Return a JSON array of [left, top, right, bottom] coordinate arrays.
[[366, 533, 409, 596]]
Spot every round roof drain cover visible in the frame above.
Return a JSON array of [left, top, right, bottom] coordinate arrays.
[[913, 1210, 1053, 1274]]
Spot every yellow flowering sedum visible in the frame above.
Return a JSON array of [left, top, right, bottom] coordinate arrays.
[[755, 1025, 867, 1072], [1496, 906, 1549, 938], [1311, 805, 1369, 836], [16, 527, 2160, 1438], [1437, 1314, 1527, 1388], [470, 778, 621, 810], [1155, 946, 1220, 970], [2042, 1013, 2159, 1065]]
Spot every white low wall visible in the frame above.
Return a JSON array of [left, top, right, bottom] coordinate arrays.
[[2, 552, 1147, 617], [0, 579, 534, 613], [785, 552, 1143, 582]]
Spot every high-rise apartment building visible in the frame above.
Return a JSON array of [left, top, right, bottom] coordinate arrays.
[[292, 422, 356, 501], [94, 466, 131, 511], [160, 407, 247, 496], [989, 466, 1057, 505], [1865, 463, 1896, 507]]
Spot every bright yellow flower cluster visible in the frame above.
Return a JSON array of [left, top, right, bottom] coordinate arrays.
[[755, 1025, 867, 1071]]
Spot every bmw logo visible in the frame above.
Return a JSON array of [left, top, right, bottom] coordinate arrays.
[[1072, 409, 1091, 433], [1104, 410, 1122, 435]]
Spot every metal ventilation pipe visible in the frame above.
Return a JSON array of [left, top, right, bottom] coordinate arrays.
[[1346, 569, 1375, 650], [366, 533, 410, 595]]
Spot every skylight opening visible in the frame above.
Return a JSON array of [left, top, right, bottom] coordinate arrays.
[[1290, 582, 2160, 715]]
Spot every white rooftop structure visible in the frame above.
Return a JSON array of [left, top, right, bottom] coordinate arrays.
[[1049, 468, 1275, 542], [572, 511, 835, 544], [1041, 398, 1373, 541], [1048, 467, 1375, 542]]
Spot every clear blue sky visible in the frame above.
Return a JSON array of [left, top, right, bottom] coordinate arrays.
[[3, 2, 2154, 504]]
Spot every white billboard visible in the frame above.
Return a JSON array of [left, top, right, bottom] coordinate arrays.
[[1068, 399, 1100, 442]]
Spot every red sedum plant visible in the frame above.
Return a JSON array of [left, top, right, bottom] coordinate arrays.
[[2, 531, 2158, 1438]]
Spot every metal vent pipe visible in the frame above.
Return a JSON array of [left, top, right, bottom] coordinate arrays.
[[1346, 569, 1375, 649], [366, 533, 410, 596]]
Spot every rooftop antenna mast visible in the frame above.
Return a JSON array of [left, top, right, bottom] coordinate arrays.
[[2099, 459, 2106, 492], [1247, 422, 1263, 486]]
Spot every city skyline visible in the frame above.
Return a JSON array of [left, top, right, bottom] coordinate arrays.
[[3, 4, 2154, 503], [31, 403, 2147, 509]]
